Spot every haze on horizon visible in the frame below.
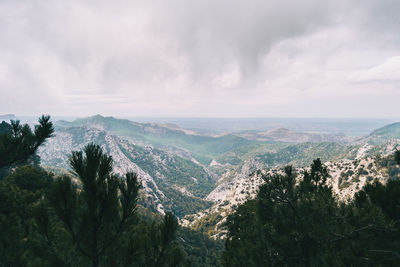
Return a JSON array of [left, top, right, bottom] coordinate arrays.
[[0, 0, 399, 118]]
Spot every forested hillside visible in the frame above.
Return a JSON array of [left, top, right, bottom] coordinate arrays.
[[0, 117, 223, 266], [1, 115, 400, 266]]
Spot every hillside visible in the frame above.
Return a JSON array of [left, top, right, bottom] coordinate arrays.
[[56, 115, 260, 165], [180, 119, 400, 238], [362, 122, 400, 144], [183, 140, 400, 238], [38, 126, 216, 217], [40, 116, 400, 239], [238, 127, 353, 143]]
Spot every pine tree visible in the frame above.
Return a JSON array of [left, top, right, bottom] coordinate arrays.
[[47, 143, 140, 267], [143, 212, 186, 267], [223, 157, 400, 266], [0, 115, 54, 178], [0, 166, 55, 266], [224, 160, 347, 266]]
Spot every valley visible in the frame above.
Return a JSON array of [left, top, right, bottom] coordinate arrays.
[[37, 115, 400, 238]]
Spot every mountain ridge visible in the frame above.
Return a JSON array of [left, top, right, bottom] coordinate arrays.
[[38, 125, 216, 217], [38, 115, 400, 238]]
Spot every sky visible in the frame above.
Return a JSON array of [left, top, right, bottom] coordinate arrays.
[[0, 0, 399, 118]]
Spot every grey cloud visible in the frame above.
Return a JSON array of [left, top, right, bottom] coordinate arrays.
[[146, 0, 344, 81], [0, 0, 399, 117], [3, 0, 344, 90]]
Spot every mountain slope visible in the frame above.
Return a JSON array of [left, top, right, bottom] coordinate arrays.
[[238, 128, 352, 143], [184, 150, 400, 238], [56, 115, 260, 165], [42, 116, 400, 238], [38, 126, 216, 217], [363, 122, 400, 144]]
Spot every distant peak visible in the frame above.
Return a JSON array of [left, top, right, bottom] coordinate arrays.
[[71, 114, 112, 124], [84, 114, 117, 121], [90, 114, 105, 119], [267, 128, 291, 133]]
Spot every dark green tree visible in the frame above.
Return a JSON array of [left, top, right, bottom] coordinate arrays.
[[0, 121, 12, 135], [47, 143, 140, 267], [0, 115, 197, 266], [350, 179, 400, 264], [223, 200, 264, 266], [0, 115, 54, 178], [223, 155, 400, 266], [143, 212, 186, 267], [179, 226, 224, 267], [395, 150, 400, 165], [0, 166, 55, 266], [255, 160, 341, 266], [0, 115, 55, 266]]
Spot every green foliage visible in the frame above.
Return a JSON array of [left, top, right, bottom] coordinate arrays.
[[375, 153, 400, 178], [0, 115, 226, 266], [0, 166, 55, 266], [140, 212, 187, 267], [0, 142, 191, 266], [222, 200, 263, 266], [179, 227, 224, 267], [135, 207, 224, 266], [223, 157, 400, 266], [0, 121, 12, 135], [0, 115, 54, 178], [395, 150, 400, 164], [43, 125, 218, 218], [160, 186, 213, 218], [46, 143, 142, 266], [191, 212, 223, 236], [256, 142, 346, 167], [116, 141, 215, 217], [119, 143, 215, 198]]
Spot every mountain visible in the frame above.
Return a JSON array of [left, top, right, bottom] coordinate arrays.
[[207, 141, 350, 180], [42, 116, 363, 221], [337, 122, 400, 159], [132, 117, 393, 137], [38, 126, 216, 217], [56, 115, 260, 165], [40, 115, 400, 239], [362, 122, 400, 145], [238, 128, 353, 143], [181, 122, 400, 238], [184, 149, 400, 238]]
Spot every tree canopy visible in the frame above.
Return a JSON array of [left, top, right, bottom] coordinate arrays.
[[1, 114, 399, 266], [0, 115, 54, 177], [223, 158, 400, 266], [0, 141, 192, 266]]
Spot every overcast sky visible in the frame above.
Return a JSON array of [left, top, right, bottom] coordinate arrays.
[[0, 0, 399, 118]]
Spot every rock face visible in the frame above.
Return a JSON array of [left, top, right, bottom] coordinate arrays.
[[182, 139, 400, 238], [38, 126, 215, 217], [206, 159, 266, 203]]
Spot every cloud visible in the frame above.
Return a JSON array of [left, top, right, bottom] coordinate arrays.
[[0, 0, 399, 117], [349, 57, 400, 82]]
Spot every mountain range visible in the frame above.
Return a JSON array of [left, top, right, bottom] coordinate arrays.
[[37, 115, 400, 237]]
